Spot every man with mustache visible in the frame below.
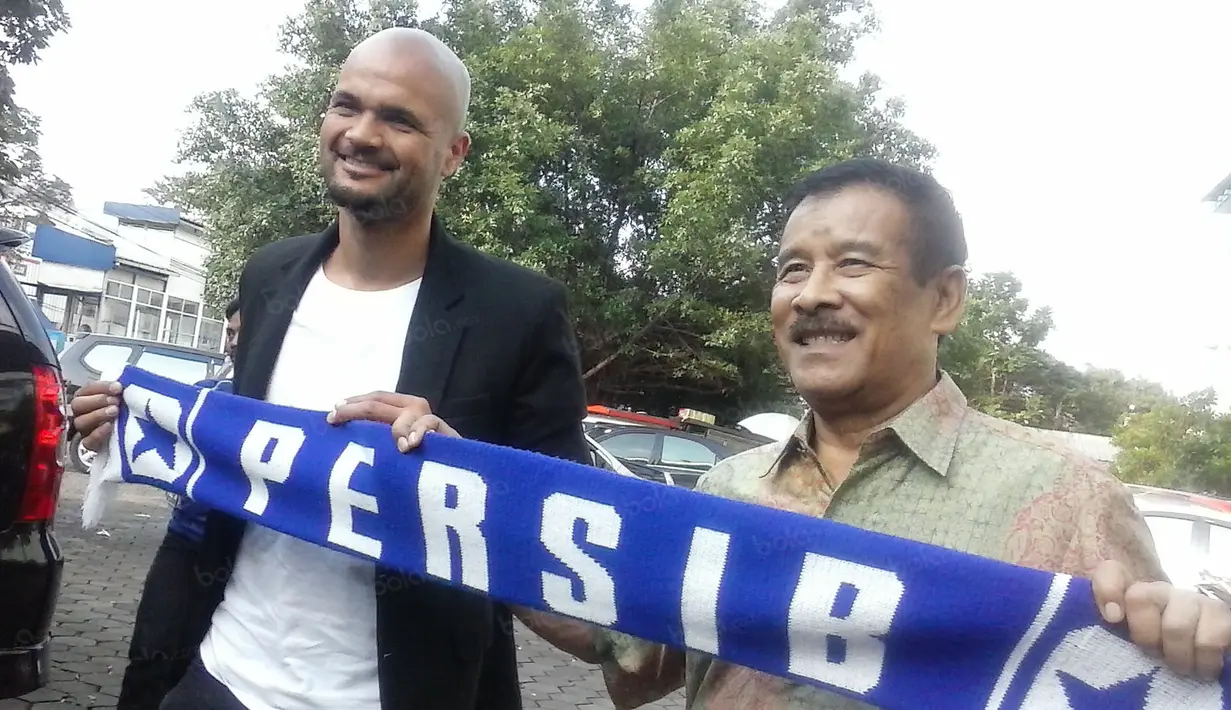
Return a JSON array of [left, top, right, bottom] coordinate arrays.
[[517, 158, 1231, 708], [69, 27, 589, 710]]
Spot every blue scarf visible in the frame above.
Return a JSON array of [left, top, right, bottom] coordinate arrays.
[[85, 367, 1229, 710]]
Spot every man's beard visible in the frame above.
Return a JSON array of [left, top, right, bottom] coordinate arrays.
[[322, 157, 425, 226]]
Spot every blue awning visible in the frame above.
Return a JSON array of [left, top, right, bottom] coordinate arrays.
[[31, 224, 117, 272]]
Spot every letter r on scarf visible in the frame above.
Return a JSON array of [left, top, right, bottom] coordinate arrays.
[[418, 461, 490, 592], [787, 554, 905, 694]]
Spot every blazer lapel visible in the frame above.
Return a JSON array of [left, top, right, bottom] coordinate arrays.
[[396, 215, 467, 408], [241, 224, 340, 402]]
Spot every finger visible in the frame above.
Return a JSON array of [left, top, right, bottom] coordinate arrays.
[[328, 400, 404, 425], [1159, 591, 1202, 677], [76, 380, 122, 398], [402, 414, 443, 451], [70, 392, 121, 418], [1194, 598, 1231, 681], [73, 405, 120, 438], [81, 421, 114, 453], [1124, 581, 1168, 654], [400, 415, 458, 451], [1091, 560, 1133, 624], [391, 409, 422, 452]]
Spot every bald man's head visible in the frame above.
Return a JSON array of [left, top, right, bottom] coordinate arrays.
[[318, 27, 473, 226], [345, 27, 471, 133]]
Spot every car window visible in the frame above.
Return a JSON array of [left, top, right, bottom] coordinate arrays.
[[1206, 523, 1231, 580], [589, 446, 613, 471], [135, 350, 211, 384], [83, 343, 135, 374], [1143, 515, 1201, 588], [661, 436, 718, 468], [599, 432, 656, 462]]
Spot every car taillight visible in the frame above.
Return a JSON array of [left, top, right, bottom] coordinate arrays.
[[19, 365, 66, 522]]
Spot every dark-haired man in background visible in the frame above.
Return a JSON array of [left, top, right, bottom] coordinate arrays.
[[116, 298, 241, 710], [519, 158, 1231, 709]]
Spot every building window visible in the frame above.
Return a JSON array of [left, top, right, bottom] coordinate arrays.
[[161, 296, 201, 347], [105, 281, 134, 300], [100, 295, 131, 336], [198, 319, 223, 352], [134, 302, 160, 340], [136, 286, 163, 309], [100, 269, 222, 350], [71, 296, 100, 334], [39, 293, 68, 327]]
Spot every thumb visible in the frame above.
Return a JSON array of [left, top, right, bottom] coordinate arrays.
[[1091, 559, 1135, 624]]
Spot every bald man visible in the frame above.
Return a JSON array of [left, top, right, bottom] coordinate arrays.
[[72, 27, 590, 710]]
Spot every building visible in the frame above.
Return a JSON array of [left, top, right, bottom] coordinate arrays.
[[9, 201, 228, 353], [1203, 172, 1231, 214]]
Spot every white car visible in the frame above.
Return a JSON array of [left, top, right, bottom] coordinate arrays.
[[1128, 484, 1231, 595]]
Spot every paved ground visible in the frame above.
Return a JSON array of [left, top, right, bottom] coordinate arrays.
[[3, 473, 685, 710]]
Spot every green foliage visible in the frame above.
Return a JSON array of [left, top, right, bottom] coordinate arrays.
[[0, 0, 72, 227], [940, 272, 1231, 497], [150, 0, 932, 419], [1112, 391, 1231, 497], [940, 272, 1178, 435]]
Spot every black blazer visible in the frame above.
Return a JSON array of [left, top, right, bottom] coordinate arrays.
[[190, 217, 590, 709]]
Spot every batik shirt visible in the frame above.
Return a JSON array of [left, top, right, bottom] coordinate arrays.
[[595, 372, 1166, 710]]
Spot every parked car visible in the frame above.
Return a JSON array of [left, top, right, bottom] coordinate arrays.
[[1128, 484, 1231, 595], [0, 228, 67, 699], [59, 334, 227, 471], [588, 424, 739, 489]]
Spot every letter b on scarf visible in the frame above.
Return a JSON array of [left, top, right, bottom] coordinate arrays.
[[787, 554, 905, 694]]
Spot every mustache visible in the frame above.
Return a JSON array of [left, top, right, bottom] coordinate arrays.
[[787, 313, 858, 342]]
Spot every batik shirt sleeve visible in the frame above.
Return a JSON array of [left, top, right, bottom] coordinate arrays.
[[1008, 458, 1168, 583]]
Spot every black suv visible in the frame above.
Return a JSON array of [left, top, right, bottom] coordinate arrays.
[[0, 228, 66, 698]]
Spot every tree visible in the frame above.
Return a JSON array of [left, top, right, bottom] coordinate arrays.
[[0, 1, 73, 229], [150, 0, 933, 420], [940, 272, 1058, 425], [939, 272, 1179, 436], [1112, 390, 1231, 497]]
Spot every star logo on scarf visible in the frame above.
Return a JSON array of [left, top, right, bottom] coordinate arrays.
[[1058, 668, 1154, 708], [1019, 625, 1225, 710], [129, 400, 180, 470]]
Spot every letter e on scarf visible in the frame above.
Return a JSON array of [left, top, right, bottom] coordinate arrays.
[[540, 493, 621, 626], [327, 442, 381, 558], [239, 421, 306, 515], [419, 461, 490, 591], [787, 554, 904, 694]]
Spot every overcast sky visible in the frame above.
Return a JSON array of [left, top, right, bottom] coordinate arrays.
[[13, 0, 1231, 404]]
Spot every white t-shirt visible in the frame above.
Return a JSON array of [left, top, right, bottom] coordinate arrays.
[[198, 267, 421, 710]]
